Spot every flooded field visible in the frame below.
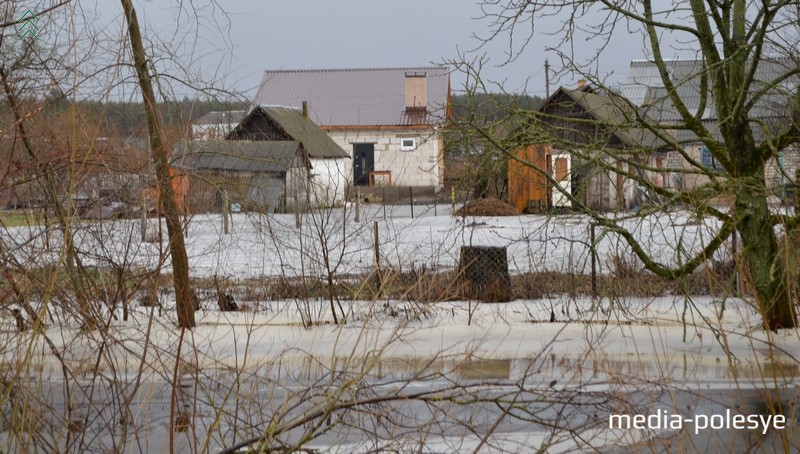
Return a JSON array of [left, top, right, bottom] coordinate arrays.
[[4, 350, 799, 453]]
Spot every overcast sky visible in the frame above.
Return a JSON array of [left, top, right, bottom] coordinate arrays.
[[75, 1, 683, 100]]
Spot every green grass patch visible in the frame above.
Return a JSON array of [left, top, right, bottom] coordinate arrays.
[[0, 210, 44, 227]]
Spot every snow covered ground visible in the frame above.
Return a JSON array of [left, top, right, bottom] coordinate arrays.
[[5, 205, 729, 279]]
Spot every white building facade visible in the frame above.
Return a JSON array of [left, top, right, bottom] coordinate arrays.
[[252, 67, 450, 194]]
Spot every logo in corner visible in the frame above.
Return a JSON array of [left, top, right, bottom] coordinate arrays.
[[18, 9, 40, 41]]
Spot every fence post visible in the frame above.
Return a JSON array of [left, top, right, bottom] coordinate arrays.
[[732, 228, 740, 295], [222, 190, 230, 235], [409, 187, 414, 219], [451, 187, 455, 214], [294, 173, 302, 229], [140, 195, 147, 242], [373, 220, 381, 296], [355, 187, 361, 223], [382, 187, 386, 220]]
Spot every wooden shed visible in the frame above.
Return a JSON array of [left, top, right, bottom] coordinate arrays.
[[171, 105, 350, 213], [508, 86, 668, 212], [508, 144, 551, 213]]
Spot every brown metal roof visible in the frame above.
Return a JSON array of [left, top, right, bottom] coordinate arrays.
[[252, 67, 450, 127]]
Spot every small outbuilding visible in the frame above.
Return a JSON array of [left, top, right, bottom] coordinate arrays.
[[509, 85, 669, 212], [172, 105, 350, 213]]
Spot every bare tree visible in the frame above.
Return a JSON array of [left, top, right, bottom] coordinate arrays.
[[119, 0, 195, 328], [456, 0, 800, 330]]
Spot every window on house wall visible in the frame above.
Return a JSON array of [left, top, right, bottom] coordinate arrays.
[[401, 138, 416, 151], [699, 146, 723, 172]]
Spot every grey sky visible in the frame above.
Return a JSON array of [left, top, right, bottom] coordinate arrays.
[[83, 1, 672, 99]]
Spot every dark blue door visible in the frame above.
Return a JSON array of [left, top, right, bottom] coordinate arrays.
[[353, 143, 374, 186]]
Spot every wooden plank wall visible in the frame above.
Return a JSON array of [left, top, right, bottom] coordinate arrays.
[[508, 144, 551, 213]]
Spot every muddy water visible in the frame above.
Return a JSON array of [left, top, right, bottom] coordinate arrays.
[[2, 353, 798, 453]]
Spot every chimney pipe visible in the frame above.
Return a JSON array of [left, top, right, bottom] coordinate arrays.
[[302, 101, 308, 118], [404, 72, 427, 108]]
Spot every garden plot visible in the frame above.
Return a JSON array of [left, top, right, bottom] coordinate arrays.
[[4, 207, 729, 279]]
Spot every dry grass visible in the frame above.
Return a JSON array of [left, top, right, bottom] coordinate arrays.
[[454, 198, 520, 217], [185, 257, 738, 306]]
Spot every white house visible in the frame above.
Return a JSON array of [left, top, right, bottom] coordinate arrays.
[[191, 110, 246, 141], [251, 67, 451, 195]]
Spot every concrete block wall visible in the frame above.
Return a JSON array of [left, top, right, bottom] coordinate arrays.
[[326, 127, 442, 191], [765, 145, 799, 189]]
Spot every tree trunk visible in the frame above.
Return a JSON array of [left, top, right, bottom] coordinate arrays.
[[120, 0, 195, 328], [736, 178, 796, 330], [795, 169, 800, 215]]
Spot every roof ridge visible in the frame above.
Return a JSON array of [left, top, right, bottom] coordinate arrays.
[[258, 104, 303, 111], [630, 59, 703, 64], [261, 66, 448, 74], [631, 57, 792, 64]]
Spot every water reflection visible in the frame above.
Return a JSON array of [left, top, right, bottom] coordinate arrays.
[[2, 351, 798, 453], [263, 351, 800, 385]]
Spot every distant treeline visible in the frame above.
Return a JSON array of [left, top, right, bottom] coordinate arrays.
[[48, 94, 540, 137], [450, 93, 544, 122], [75, 98, 251, 137]]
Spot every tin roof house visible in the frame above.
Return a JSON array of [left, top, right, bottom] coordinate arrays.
[[620, 58, 799, 197], [252, 67, 451, 198]]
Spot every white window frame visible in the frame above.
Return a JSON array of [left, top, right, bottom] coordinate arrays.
[[400, 138, 416, 151]]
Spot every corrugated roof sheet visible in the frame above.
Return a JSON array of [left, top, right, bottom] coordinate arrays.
[[255, 106, 349, 158], [549, 87, 668, 149], [193, 110, 247, 126], [622, 59, 797, 123], [171, 141, 298, 172], [252, 67, 450, 126]]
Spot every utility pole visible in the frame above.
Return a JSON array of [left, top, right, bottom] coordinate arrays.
[[545, 59, 551, 98]]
